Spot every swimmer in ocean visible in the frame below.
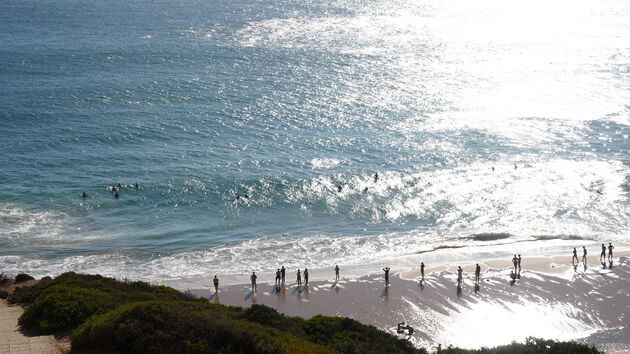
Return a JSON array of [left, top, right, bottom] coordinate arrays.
[[114, 191, 120, 199], [81, 192, 89, 198]]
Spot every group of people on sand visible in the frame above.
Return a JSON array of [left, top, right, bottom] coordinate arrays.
[[212, 243, 619, 296], [571, 243, 614, 266], [81, 182, 139, 200]]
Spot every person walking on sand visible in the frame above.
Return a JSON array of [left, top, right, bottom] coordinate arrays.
[[512, 255, 518, 272], [457, 266, 463, 285], [582, 246, 587, 265], [421, 262, 425, 280], [281, 266, 286, 284], [296, 269, 302, 288], [304, 268, 309, 287], [383, 267, 390, 286], [600, 244, 606, 262], [250, 272, 257, 291], [213, 275, 219, 293], [517, 255, 522, 272], [275, 269, 281, 286], [608, 243, 614, 261], [475, 264, 480, 283], [572, 248, 578, 264], [335, 265, 340, 281]]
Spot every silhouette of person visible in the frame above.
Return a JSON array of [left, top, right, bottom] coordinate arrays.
[[275, 269, 281, 286], [600, 244, 606, 261], [81, 192, 88, 198], [383, 267, 390, 286], [514, 164, 517, 169], [608, 243, 614, 261], [420, 262, 425, 280], [374, 172, 379, 183], [335, 265, 340, 281], [134, 183, 139, 189], [250, 272, 257, 291], [337, 185, 342, 192], [114, 191, 120, 199], [213, 275, 219, 293], [363, 186, 368, 193], [492, 166, 495, 171], [457, 266, 463, 285], [582, 246, 587, 264], [517, 255, 522, 272], [304, 268, 309, 286], [572, 248, 578, 264], [512, 255, 518, 272], [475, 264, 480, 283], [281, 266, 286, 284], [296, 269, 302, 288], [510, 271, 516, 286]]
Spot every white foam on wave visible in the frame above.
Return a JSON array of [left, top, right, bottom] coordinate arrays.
[[0, 203, 67, 245]]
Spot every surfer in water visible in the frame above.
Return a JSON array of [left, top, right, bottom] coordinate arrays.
[[81, 192, 89, 198], [337, 185, 342, 193], [114, 191, 120, 199], [374, 172, 379, 183]]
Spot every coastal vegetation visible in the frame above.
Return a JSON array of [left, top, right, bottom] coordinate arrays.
[[5, 272, 603, 354], [8, 272, 423, 354]]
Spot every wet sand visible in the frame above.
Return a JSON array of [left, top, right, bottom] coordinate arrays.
[[191, 250, 630, 352]]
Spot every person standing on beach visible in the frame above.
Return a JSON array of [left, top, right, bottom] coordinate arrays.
[[608, 243, 614, 261], [281, 266, 286, 284], [601, 244, 606, 261], [250, 272, 257, 291], [420, 262, 425, 280], [383, 267, 390, 286], [213, 275, 219, 293], [475, 264, 480, 283], [512, 255, 518, 272], [517, 255, 522, 272], [582, 246, 587, 264], [304, 268, 309, 287], [275, 269, 281, 286], [457, 266, 463, 285], [572, 248, 578, 264], [335, 265, 340, 281], [296, 269, 302, 288]]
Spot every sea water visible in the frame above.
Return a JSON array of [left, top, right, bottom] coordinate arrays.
[[1, 0, 629, 284]]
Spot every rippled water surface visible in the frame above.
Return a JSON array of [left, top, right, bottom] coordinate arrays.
[[1, 0, 629, 281]]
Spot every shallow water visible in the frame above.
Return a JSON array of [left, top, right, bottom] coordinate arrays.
[[1, 0, 629, 282]]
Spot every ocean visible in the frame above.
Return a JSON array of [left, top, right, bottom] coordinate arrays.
[[1, 0, 629, 285]]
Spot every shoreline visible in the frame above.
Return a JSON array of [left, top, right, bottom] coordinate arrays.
[[189, 248, 630, 351]]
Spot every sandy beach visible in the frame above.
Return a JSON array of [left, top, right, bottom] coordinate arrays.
[[191, 247, 630, 352]]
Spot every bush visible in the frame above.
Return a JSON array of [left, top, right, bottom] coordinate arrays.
[[72, 301, 335, 354], [15, 273, 34, 283], [15, 272, 202, 334], [438, 337, 603, 354], [303, 315, 424, 354], [0, 290, 8, 299]]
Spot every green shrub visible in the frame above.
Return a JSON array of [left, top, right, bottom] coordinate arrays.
[[18, 285, 117, 334], [16, 272, 198, 334], [15, 273, 34, 283], [72, 301, 336, 354], [303, 315, 425, 354], [438, 337, 603, 354], [0, 290, 8, 299]]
